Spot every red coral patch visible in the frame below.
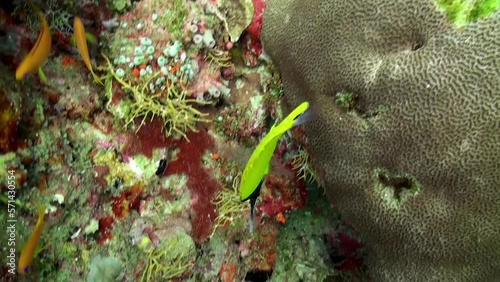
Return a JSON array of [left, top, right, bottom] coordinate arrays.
[[97, 215, 115, 244], [123, 120, 220, 243], [112, 184, 144, 219], [164, 129, 220, 243]]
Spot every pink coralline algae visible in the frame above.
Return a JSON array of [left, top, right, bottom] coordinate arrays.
[[258, 148, 308, 218], [246, 0, 267, 56]]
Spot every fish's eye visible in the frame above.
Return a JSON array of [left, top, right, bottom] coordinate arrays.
[[23, 266, 29, 272]]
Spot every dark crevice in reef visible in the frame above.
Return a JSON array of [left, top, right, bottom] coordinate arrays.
[[245, 270, 273, 282], [411, 40, 424, 51]]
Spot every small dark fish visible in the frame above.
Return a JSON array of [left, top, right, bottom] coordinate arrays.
[[155, 158, 168, 176]]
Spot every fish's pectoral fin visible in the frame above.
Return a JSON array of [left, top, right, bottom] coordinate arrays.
[[70, 30, 97, 46], [38, 67, 47, 83], [85, 32, 98, 45]]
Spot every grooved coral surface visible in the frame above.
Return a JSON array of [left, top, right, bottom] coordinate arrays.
[[262, 0, 500, 280]]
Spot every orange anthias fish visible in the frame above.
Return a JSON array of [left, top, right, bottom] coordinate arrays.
[[15, 12, 51, 80], [73, 16, 102, 84], [18, 205, 45, 274]]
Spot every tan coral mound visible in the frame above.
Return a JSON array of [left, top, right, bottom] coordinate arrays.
[[262, 0, 500, 280]]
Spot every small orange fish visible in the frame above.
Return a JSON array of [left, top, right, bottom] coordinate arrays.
[[18, 205, 45, 274], [73, 17, 102, 84], [15, 12, 51, 80], [276, 212, 286, 224]]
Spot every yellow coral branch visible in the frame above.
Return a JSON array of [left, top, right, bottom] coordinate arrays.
[[291, 147, 318, 184], [211, 173, 249, 237]]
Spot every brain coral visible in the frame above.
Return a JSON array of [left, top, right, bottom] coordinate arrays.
[[262, 0, 500, 280]]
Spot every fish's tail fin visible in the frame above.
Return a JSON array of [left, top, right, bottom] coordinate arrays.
[[249, 215, 254, 234], [37, 205, 46, 222], [249, 197, 256, 234], [292, 102, 316, 127]]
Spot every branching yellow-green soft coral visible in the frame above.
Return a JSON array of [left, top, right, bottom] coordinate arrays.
[[140, 231, 195, 282], [101, 54, 210, 140], [206, 49, 233, 68], [211, 173, 249, 237], [291, 147, 318, 184]]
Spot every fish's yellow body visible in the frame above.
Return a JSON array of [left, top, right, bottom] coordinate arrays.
[[18, 205, 45, 274], [15, 12, 51, 80], [240, 101, 310, 201], [73, 17, 102, 84]]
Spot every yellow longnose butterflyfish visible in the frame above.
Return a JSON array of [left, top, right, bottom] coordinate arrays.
[[18, 205, 46, 274], [240, 101, 312, 233], [15, 12, 51, 81], [73, 17, 102, 85]]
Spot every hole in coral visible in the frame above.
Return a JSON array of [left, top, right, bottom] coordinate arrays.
[[378, 173, 413, 201], [411, 40, 424, 51], [245, 269, 273, 282]]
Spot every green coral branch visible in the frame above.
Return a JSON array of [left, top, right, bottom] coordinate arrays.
[[101, 54, 211, 141]]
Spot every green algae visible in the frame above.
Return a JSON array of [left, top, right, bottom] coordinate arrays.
[[93, 148, 166, 189], [155, 0, 188, 40], [270, 187, 338, 282], [110, 0, 132, 12], [0, 152, 16, 179], [153, 174, 191, 216], [190, 231, 227, 281], [8, 121, 112, 280], [334, 91, 354, 109], [433, 0, 500, 27], [87, 256, 123, 282]]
